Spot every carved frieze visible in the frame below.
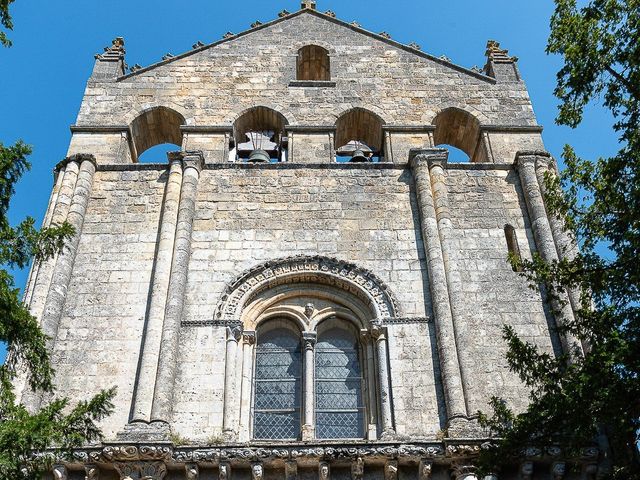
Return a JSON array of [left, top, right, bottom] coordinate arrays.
[[214, 255, 399, 321]]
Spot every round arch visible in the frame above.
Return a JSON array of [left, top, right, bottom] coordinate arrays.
[[334, 107, 386, 154], [214, 255, 399, 327], [129, 106, 186, 158], [432, 106, 488, 162]]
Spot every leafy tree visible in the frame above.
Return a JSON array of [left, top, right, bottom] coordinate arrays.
[[480, 0, 640, 478], [0, 3, 116, 480], [0, 0, 14, 47]]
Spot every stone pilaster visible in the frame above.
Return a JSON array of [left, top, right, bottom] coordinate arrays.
[[409, 149, 468, 426], [222, 324, 243, 439], [370, 324, 394, 437], [132, 153, 183, 423], [515, 151, 582, 359], [302, 331, 317, 440], [150, 151, 204, 424]]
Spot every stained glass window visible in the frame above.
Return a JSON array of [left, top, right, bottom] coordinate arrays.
[[253, 327, 302, 439], [315, 327, 364, 439]]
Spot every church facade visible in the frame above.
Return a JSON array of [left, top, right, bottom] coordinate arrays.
[[20, 2, 597, 479]]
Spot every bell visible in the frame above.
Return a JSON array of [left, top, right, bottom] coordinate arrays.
[[248, 149, 271, 163], [350, 149, 369, 162]]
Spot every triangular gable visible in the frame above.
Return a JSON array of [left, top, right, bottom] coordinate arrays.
[[118, 8, 495, 83]]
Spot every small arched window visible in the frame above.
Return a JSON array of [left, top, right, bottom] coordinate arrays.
[[130, 106, 185, 162], [253, 324, 302, 439], [433, 107, 488, 163], [297, 45, 330, 81], [504, 224, 523, 271], [315, 326, 364, 439]]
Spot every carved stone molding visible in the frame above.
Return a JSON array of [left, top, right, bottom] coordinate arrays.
[[214, 255, 399, 321], [100, 446, 173, 462], [242, 330, 256, 345]]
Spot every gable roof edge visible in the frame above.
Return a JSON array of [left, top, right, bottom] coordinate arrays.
[[117, 9, 495, 84]]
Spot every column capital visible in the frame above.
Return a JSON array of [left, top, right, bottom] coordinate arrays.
[[409, 148, 449, 169], [514, 150, 552, 169], [302, 331, 317, 350], [370, 324, 388, 341], [57, 153, 97, 171], [242, 330, 256, 345], [226, 325, 243, 342], [182, 150, 205, 172], [167, 150, 184, 164]]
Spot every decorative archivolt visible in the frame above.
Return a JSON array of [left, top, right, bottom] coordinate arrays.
[[214, 255, 399, 322]]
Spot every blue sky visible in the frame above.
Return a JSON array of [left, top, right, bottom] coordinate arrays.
[[0, 0, 619, 362]]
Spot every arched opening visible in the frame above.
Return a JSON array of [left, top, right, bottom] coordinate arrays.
[[433, 107, 488, 163], [315, 320, 365, 439], [334, 108, 385, 163], [253, 319, 302, 440], [232, 106, 289, 163], [130, 107, 185, 162], [297, 45, 331, 81]]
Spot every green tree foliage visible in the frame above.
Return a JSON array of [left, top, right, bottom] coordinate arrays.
[[0, 0, 14, 47], [479, 0, 640, 478], [0, 142, 116, 480], [0, 4, 115, 479]]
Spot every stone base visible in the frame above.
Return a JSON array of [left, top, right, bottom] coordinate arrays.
[[446, 418, 488, 439], [117, 421, 172, 442]]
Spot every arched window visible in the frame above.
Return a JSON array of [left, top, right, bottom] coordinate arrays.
[[334, 108, 385, 162], [297, 45, 330, 81], [130, 106, 184, 162], [253, 322, 302, 439], [433, 107, 488, 163], [315, 325, 364, 439], [504, 224, 523, 271]]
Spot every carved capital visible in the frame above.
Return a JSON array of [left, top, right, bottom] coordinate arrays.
[[114, 462, 167, 480], [409, 148, 449, 169], [167, 151, 184, 164], [182, 151, 205, 173], [303, 332, 317, 350], [226, 325, 243, 342], [370, 324, 388, 341], [242, 330, 256, 345], [515, 150, 551, 170]]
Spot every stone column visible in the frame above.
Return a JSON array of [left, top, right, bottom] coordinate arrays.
[[534, 157, 582, 318], [238, 330, 256, 441], [222, 324, 243, 439], [428, 153, 474, 420], [515, 151, 582, 358], [409, 149, 468, 425], [302, 332, 317, 440], [132, 153, 183, 423], [23, 159, 69, 310], [35, 154, 96, 375], [150, 151, 204, 423], [361, 330, 378, 440], [371, 324, 394, 437]]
